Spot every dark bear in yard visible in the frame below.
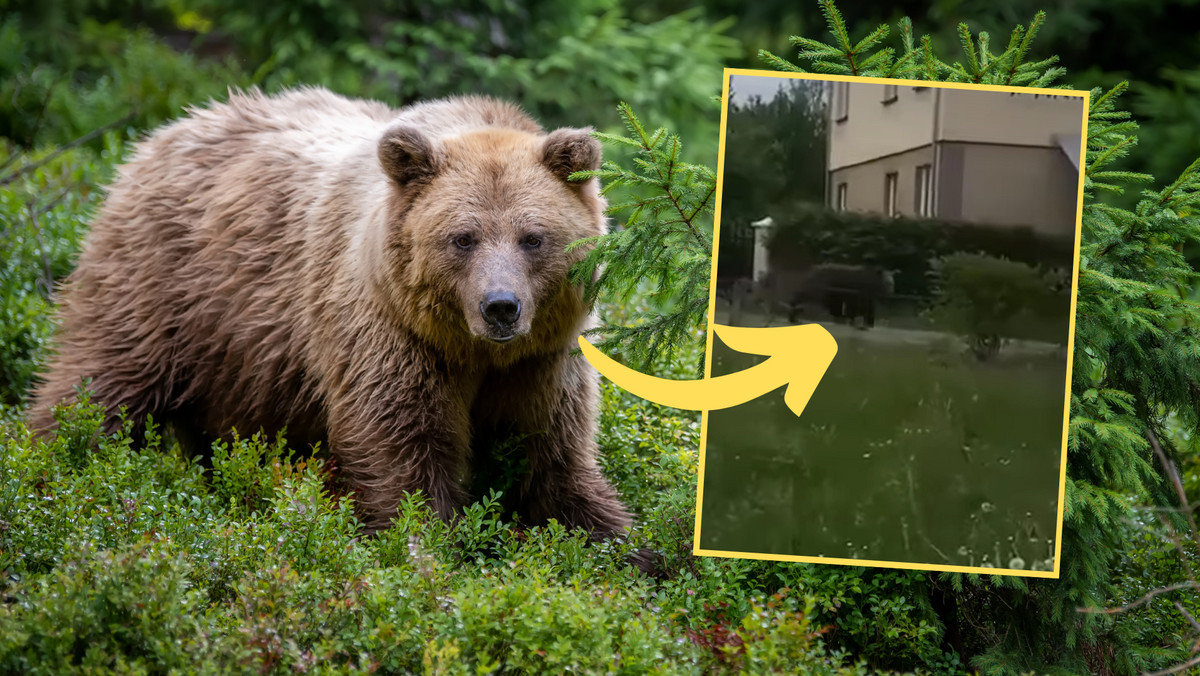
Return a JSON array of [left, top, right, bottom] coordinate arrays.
[[786, 263, 896, 329]]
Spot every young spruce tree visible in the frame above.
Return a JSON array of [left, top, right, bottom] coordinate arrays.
[[568, 105, 716, 378]]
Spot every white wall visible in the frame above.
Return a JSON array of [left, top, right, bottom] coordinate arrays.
[[938, 89, 1085, 146], [828, 83, 937, 170]]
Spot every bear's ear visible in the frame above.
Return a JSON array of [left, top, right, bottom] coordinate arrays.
[[540, 128, 602, 183], [378, 124, 442, 187]]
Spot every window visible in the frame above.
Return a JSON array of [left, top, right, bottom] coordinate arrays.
[[836, 182, 848, 211], [884, 172, 898, 216], [915, 164, 933, 217], [834, 82, 849, 121], [882, 84, 898, 103]]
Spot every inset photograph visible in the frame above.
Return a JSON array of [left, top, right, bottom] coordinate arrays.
[[697, 71, 1088, 576]]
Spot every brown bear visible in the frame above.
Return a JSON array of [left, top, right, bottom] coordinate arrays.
[[786, 263, 896, 329], [28, 86, 639, 557]]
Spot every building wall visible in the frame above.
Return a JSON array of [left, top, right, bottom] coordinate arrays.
[[828, 145, 934, 217], [828, 82, 937, 171], [937, 142, 1080, 235], [938, 89, 1085, 146]]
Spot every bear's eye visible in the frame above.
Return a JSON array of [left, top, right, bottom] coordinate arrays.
[[521, 235, 542, 249], [453, 235, 475, 250]]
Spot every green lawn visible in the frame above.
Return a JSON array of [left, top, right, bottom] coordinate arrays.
[[698, 332, 1067, 571]]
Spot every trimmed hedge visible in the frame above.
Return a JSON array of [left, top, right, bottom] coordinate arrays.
[[765, 201, 1075, 299]]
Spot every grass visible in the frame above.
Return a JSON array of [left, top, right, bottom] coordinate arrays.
[[698, 331, 1066, 571]]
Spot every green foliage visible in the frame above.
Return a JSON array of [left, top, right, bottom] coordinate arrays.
[[0, 390, 899, 674], [732, 592, 856, 673], [761, 567, 954, 672], [722, 78, 828, 221], [0, 13, 248, 149], [1105, 68, 1200, 217], [1107, 509, 1200, 665], [203, 0, 735, 120], [761, 1, 1065, 88], [2, 1, 736, 168], [427, 570, 688, 674], [927, 253, 1070, 359], [0, 139, 118, 405], [209, 429, 305, 518], [569, 103, 716, 377], [0, 538, 208, 675]]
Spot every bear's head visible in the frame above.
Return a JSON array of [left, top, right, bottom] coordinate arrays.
[[375, 119, 606, 358]]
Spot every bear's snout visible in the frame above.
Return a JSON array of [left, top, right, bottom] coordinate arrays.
[[480, 291, 522, 340]]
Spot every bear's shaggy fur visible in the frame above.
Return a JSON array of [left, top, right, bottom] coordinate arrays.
[[28, 86, 635, 542]]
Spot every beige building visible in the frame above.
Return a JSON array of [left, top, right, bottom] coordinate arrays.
[[826, 82, 1084, 235]]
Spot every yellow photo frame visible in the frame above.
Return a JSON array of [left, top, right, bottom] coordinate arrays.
[[691, 68, 1089, 578]]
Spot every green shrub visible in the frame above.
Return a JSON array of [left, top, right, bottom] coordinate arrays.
[[209, 429, 304, 518], [429, 570, 688, 674], [0, 14, 248, 149], [927, 252, 1070, 358], [0, 538, 209, 676], [0, 140, 116, 405], [0, 385, 909, 674]]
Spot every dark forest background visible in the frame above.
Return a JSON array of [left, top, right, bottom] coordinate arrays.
[[4, 0, 1198, 190], [3, 2, 1200, 674]]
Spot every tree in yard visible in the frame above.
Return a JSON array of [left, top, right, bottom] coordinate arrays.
[[721, 76, 828, 226], [718, 77, 828, 282]]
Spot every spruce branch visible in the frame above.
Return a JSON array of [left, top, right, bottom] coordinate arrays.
[[921, 36, 939, 80], [817, 0, 854, 57], [1156, 155, 1200, 206], [757, 50, 807, 72], [897, 16, 915, 58], [884, 48, 918, 78], [999, 26, 1026, 84], [568, 102, 715, 375], [764, 5, 1066, 88], [956, 23, 981, 78]]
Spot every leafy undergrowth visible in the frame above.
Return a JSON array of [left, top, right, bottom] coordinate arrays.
[[0, 384, 946, 675], [0, 117, 961, 676]]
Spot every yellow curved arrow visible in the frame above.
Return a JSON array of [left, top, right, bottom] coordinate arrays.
[[578, 323, 839, 417]]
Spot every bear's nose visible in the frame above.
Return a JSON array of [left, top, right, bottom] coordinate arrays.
[[481, 292, 521, 328]]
